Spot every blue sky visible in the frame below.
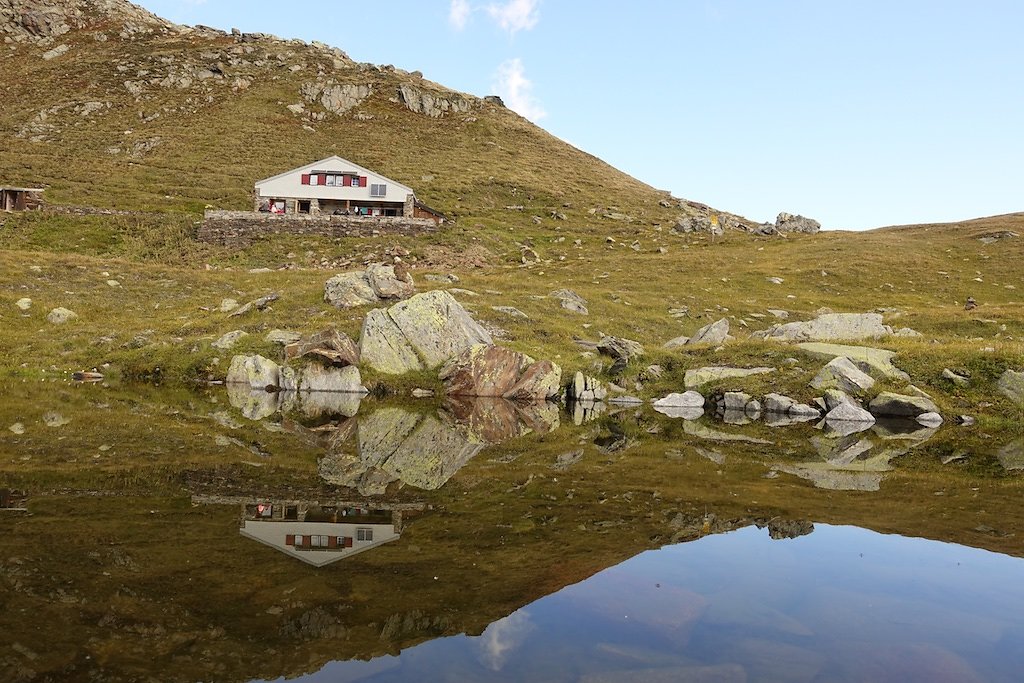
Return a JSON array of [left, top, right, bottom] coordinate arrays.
[[138, 1, 1023, 230]]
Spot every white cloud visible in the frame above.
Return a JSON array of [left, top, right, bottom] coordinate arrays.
[[486, 0, 539, 35], [476, 611, 534, 671], [449, 0, 471, 30], [492, 58, 546, 121]]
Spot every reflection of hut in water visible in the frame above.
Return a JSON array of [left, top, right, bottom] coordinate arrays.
[[193, 495, 426, 567], [0, 489, 28, 511]]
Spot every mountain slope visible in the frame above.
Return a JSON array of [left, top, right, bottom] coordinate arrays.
[[0, 0, 700, 228]]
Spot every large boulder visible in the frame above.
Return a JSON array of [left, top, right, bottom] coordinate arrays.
[[810, 357, 876, 393], [359, 290, 493, 374], [775, 212, 821, 234], [226, 354, 281, 390], [653, 391, 705, 409], [439, 344, 561, 400], [684, 366, 775, 389], [596, 335, 644, 363], [757, 313, 891, 342], [824, 401, 876, 424], [997, 369, 1024, 405], [324, 263, 415, 309], [868, 391, 939, 418], [297, 364, 366, 394]]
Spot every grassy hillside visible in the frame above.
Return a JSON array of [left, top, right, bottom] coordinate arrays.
[[0, 1, 1021, 425]]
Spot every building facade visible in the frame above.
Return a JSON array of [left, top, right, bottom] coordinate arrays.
[[253, 155, 444, 222]]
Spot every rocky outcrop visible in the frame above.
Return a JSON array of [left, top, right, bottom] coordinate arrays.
[[301, 82, 371, 115], [683, 366, 775, 389], [775, 212, 821, 234], [439, 344, 561, 400], [398, 84, 474, 118], [756, 313, 891, 342], [324, 263, 414, 309], [809, 357, 876, 393], [359, 290, 493, 374]]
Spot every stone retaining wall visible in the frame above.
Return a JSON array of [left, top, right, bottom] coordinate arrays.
[[198, 210, 440, 247]]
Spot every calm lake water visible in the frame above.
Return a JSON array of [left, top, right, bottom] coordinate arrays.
[[2, 381, 1022, 682]]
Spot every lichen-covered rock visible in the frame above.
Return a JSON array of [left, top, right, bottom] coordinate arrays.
[[359, 290, 492, 374], [46, 307, 77, 324], [757, 313, 890, 342], [868, 392, 939, 418], [683, 366, 775, 389], [796, 342, 910, 380], [226, 354, 280, 390], [686, 318, 730, 346], [297, 364, 366, 394], [359, 309, 424, 374], [997, 369, 1024, 405], [550, 288, 588, 315], [810, 356, 876, 393], [212, 330, 248, 350], [324, 263, 414, 309], [439, 344, 561, 400]]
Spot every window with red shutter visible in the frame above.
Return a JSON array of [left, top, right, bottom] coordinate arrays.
[[319, 174, 327, 185], [301, 174, 310, 185], [286, 534, 295, 545], [359, 176, 368, 187]]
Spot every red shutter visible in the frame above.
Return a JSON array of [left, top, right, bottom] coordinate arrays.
[[300, 174, 310, 185], [319, 174, 327, 185], [328, 536, 338, 548], [341, 174, 349, 186], [286, 534, 295, 546], [359, 176, 367, 187], [344, 537, 353, 548]]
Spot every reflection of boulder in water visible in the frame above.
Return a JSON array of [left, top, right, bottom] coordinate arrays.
[[227, 384, 362, 421], [226, 383, 288, 421], [445, 397, 559, 441], [683, 420, 773, 445], [764, 519, 814, 540], [774, 462, 885, 491], [570, 399, 606, 425], [320, 400, 556, 493]]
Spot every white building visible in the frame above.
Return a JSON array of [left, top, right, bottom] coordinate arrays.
[[253, 155, 444, 222]]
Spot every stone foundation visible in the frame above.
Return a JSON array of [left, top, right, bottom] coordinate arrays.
[[198, 210, 440, 247]]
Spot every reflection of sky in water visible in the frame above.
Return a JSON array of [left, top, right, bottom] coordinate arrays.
[[264, 524, 1024, 682]]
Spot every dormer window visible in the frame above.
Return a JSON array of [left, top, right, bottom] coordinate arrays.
[[350, 176, 360, 187]]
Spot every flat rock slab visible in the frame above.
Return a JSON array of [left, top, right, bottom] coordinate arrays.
[[759, 312, 889, 342], [684, 366, 775, 389], [869, 391, 939, 417], [653, 391, 705, 408], [796, 342, 909, 380]]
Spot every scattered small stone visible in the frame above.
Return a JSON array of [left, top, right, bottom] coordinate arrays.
[[964, 297, 977, 311], [957, 415, 976, 426], [15, 298, 32, 310], [229, 292, 280, 317], [916, 412, 944, 427], [942, 368, 970, 388], [491, 305, 528, 319], [265, 330, 302, 345], [212, 330, 248, 350], [220, 298, 239, 312], [411, 388, 434, 398], [9, 423, 25, 435]]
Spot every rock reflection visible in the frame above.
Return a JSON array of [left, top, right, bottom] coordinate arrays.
[[318, 400, 560, 494], [227, 384, 362, 420]]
